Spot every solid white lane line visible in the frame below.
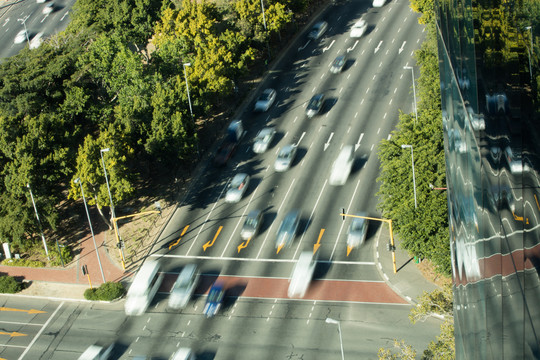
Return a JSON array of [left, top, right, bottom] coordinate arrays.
[[18, 302, 64, 360]]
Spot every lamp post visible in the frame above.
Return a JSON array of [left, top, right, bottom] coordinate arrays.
[[74, 178, 106, 283], [183, 63, 193, 118], [260, 0, 267, 31], [17, 16, 30, 44], [403, 66, 418, 124], [100, 148, 125, 269], [27, 184, 50, 260], [526, 26, 533, 83], [401, 144, 417, 209], [325, 318, 345, 360]]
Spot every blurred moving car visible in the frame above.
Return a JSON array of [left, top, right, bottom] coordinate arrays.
[[225, 173, 250, 203], [170, 348, 195, 360], [168, 264, 199, 310], [240, 209, 263, 240], [253, 127, 276, 154], [330, 55, 346, 74], [275, 210, 300, 251], [29, 32, 43, 49], [36, 0, 46, 3], [125, 259, 164, 316], [288, 251, 317, 298], [14, 30, 27, 44], [78, 343, 113, 360], [204, 282, 225, 317], [214, 120, 244, 166], [306, 93, 325, 118], [350, 19, 367, 38], [347, 214, 368, 249], [308, 21, 328, 39], [372, 0, 387, 6], [42, 2, 54, 14], [274, 144, 297, 172], [254, 88, 276, 112], [329, 145, 354, 185]]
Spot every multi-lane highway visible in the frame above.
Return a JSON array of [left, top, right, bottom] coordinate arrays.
[[0, 0, 75, 59], [0, 1, 444, 359]]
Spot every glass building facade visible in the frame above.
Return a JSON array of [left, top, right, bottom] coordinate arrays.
[[435, 0, 540, 358]]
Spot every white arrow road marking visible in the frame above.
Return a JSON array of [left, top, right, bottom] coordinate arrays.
[[347, 40, 358, 53], [355, 133, 364, 152], [374, 40, 383, 53], [298, 40, 311, 51], [399, 41, 406, 54], [323, 39, 335, 52], [3, 18, 9, 26], [61, 11, 69, 21], [324, 132, 334, 151]]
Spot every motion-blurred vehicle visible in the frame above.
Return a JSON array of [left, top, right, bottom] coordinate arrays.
[[254, 88, 276, 112], [29, 32, 43, 49], [170, 348, 195, 360], [308, 21, 328, 40], [14, 30, 27, 44], [240, 209, 263, 240], [350, 19, 367, 37], [253, 127, 276, 154], [275, 210, 300, 251], [214, 120, 244, 166], [204, 282, 225, 317], [42, 2, 54, 14], [225, 173, 250, 203], [347, 214, 368, 249], [78, 343, 113, 360], [125, 259, 164, 316], [274, 144, 297, 172], [306, 93, 325, 118], [36, 0, 46, 3], [168, 264, 199, 310], [372, 0, 387, 7], [330, 55, 346, 74], [329, 145, 354, 185], [288, 251, 317, 298]]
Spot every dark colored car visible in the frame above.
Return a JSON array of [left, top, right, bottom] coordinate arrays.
[[306, 94, 325, 118], [214, 141, 237, 166]]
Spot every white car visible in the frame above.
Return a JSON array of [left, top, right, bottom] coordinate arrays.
[[225, 173, 250, 203], [254, 88, 276, 112], [168, 264, 199, 310], [372, 0, 387, 7], [78, 343, 113, 360], [350, 19, 367, 38], [288, 251, 317, 298], [42, 2, 54, 14], [253, 127, 276, 154], [36, 0, 47, 3], [274, 145, 297, 172], [14, 30, 27, 44], [347, 214, 368, 249], [30, 32, 43, 50], [329, 145, 354, 185]]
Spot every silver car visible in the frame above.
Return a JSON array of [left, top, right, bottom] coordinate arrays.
[[276, 210, 300, 251], [288, 251, 317, 298], [347, 214, 368, 249], [241, 210, 263, 240], [168, 264, 199, 310], [254, 88, 276, 112], [330, 55, 346, 74], [306, 93, 325, 118], [308, 21, 328, 40], [274, 145, 297, 172], [253, 127, 276, 154], [225, 173, 250, 203]]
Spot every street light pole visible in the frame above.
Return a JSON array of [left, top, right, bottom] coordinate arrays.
[[75, 178, 106, 283], [27, 184, 50, 260], [325, 318, 345, 360], [401, 144, 417, 209], [183, 63, 193, 118], [100, 148, 125, 269], [404, 66, 418, 124], [260, 0, 267, 31], [526, 26, 533, 83]]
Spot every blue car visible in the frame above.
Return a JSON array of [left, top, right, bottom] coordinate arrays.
[[204, 282, 225, 318]]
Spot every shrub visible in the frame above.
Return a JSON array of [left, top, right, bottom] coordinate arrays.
[[84, 282, 126, 301], [0, 258, 45, 267], [0, 275, 25, 293]]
